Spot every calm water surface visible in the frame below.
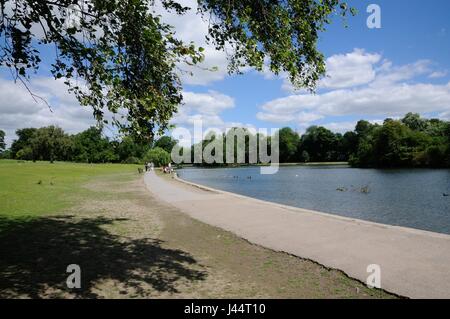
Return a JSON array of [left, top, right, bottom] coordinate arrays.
[[178, 166, 450, 234]]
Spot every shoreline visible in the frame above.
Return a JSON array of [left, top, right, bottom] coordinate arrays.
[[145, 171, 450, 298], [178, 162, 350, 168]]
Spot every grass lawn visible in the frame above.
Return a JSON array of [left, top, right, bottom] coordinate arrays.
[[0, 159, 139, 219], [0, 159, 397, 299]]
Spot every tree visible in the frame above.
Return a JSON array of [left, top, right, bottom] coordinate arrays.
[[16, 147, 34, 161], [340, 131, 358, 159], [300, 126, 339, 162], [73, 127, 117, 163], [277, 127, 300, 163], [402, 113, 427, 131], [1, 0, 353, 139], [143, 147, 171, 167], [115, 136, 150, 163], [371, 120, 412, 167], [0, 129, 5, 154], [10, 128, 38, 159], [355, 120, 374, 136], [29, 126, 73, 162], [154, 136, 178, 154], [349, 117, 450, 168]]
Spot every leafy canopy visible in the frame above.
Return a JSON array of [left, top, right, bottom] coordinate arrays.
[[0, 0, 352, 140]]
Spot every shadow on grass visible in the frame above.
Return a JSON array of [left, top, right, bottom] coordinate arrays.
[[0, 215, 206, 298]]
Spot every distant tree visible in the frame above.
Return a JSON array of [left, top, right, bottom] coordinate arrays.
[[424, 118, 448, 137], [349, 120, 380, 167], [277, 127, 300, 163], [143, 147, 171, 167], [154, 136, 178, 155], [300, 126, 338, 162], [355, 120, 374, 136], [30, 126, 72, 162], [73, 127, 117, 163], [115, 136, 150, 163], [16, 147, 34, 161], [349, 117, 450, 168], [340, 131, 359, 159], [371, 120, 412, 167], [402, 113, 427, 131], [10, 128, 37, 159], [0, 129, 5, 154]]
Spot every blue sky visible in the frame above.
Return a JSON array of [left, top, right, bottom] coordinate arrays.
[[1, 0, 450, 145], [183, 0, 450, 131]]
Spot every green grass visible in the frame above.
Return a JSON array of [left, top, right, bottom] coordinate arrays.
[[0, 159, 140, 218]]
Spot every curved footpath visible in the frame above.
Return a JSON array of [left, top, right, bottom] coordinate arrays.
[[144, 171, 450, 298]]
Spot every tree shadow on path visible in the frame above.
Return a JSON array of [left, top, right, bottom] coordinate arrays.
[[0, 215, 206, 298]]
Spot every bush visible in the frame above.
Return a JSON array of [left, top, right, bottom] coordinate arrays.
[[16, 147, 33, 160], [143, 147, 171, 167]]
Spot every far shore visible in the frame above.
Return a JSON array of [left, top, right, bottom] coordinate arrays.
[[175, 162, 350, 169]]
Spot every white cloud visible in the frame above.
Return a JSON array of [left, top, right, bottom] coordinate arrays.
[[429, 71, 448, 79], [0, 77, 240, 148], [256, 112, 296, 123], [153, 0, 231, 85], [256, 111, 323, 124], [370, 59, 432, 87], [170, 90, 257, 146], [320, 49, 381, 89], [181, 91, 235, 115], [282, 49, 382, 92], [172, 90, 235, 127], [257, 50, 450, 129], [0, 77, 96, 146]]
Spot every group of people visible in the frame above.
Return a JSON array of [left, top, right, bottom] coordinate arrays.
[[144, 162, 173, 174], [144, 162, 154, 172], [162, 163, 173, 174]]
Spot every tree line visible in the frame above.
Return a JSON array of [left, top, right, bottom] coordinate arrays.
[[189, 113, 450, 168], [1, 113, 449, 168], [0, 126, 177, 167]]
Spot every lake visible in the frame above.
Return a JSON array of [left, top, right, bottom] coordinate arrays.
[[178, 166, 450, 235]]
